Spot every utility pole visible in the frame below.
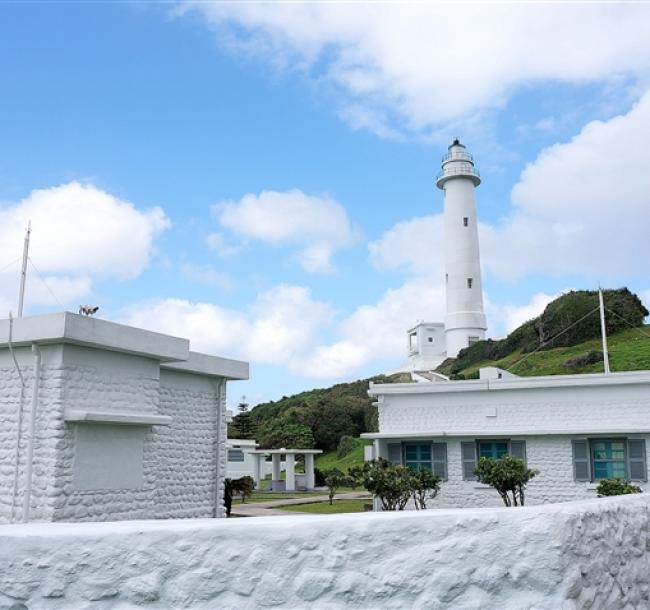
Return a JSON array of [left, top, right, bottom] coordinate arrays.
[[598, 287, 611, 374], [17, 222, 31, 318]]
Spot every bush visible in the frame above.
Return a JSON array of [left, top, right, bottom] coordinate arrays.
[[314, 467, 327, 487], [350, 459, 442, 511], [597, 478, 642, 497], [337, 435, 357, 458], [323, 468, 356, 505], [474, 455, 539, 506]]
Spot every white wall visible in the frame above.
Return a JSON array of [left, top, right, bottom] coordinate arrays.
[[0, 494, 648, 609]]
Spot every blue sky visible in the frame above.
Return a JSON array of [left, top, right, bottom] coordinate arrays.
[[1, 2, 649, 406]]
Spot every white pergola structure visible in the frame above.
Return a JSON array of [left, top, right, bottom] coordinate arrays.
[[247, 448, 323, 492]]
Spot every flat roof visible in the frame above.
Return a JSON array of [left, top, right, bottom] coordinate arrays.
[[246, 449, 323, 455], [0, 312, 249, 378], [362, 426, 650, 439], [368, 369, 650, 396]]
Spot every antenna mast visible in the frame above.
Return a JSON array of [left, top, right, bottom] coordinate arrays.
[[598, 287, 611, 374], [17, 222, 31, 318]]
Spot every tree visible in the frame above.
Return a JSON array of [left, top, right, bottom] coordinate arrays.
[[231, 475, 256, 503], [409, 468, 441, 510], [350, 459, 413, 511], [256, 413, 315, 449], [323, 468, 356, 505], [474, 455, 539, 507], [597, 478, 642, 497], [229, 396, 257, 439]]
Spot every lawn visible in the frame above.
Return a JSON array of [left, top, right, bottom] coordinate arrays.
[[232, 490, 326, 504], [277, 499, 370, 514], [315, 438, 372, 474]]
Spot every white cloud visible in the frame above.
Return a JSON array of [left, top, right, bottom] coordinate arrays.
[[120, 284, 335, 371], [213, 189, 357, 273], [181, 263, 234, 291], [181, 2, 650, 138], [492, 291, 560, 336], [0, 182, 169, 314], [205, 232, 242, 257]]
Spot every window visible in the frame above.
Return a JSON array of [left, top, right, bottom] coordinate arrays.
[[428, 337, 433, 343], [467, 278, 473, 288], [404, 443, 432, 471], [387, 442, 447, 479], [463, 217, 469, 226], [478, 440, 509, 460], [572, 438, 647, 482], [228, 448, 245, 462], [462, 439, 527, 480], [445, 273, 448, 284]]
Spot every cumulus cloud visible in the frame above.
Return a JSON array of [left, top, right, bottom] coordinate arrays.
[[488, 291, 561, 337], [369, 92, 650, 283], [213, 189, 357, 273], [121, 284, 335, 372], [0, 182, 169, 314], [181, 2, 650, 137]]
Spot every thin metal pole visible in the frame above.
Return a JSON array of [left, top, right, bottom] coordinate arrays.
[[17, 222, 31, 317], [598, 288, 611, 374]]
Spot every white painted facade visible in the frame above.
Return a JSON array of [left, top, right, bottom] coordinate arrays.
[[365, 369, 650, 507], [0, 312, 248, 523], [1, 494, 648, 608], [226, 438, 274, 480]]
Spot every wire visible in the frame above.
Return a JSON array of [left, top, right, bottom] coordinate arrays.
[[0, 257, 20, 274], [27, 257, 66, 310], [507, 306, 601, 373], [604, 306, 650, 341]]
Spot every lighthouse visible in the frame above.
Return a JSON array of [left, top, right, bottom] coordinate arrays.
[[436, 139, 487, 357]]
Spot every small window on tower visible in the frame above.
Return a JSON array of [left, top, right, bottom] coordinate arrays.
[[463, 217, 469, 227], [428, 337, 433, 343], [445, 273, 448, 284], [467, 278, 473, 289]]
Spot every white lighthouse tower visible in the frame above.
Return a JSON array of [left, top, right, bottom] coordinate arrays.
[[436, 139, 487, 357]]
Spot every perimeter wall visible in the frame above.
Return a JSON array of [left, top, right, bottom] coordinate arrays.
[[0, 494, 648, 609]]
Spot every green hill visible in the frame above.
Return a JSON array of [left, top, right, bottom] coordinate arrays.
[[436, 288, 649, 378]]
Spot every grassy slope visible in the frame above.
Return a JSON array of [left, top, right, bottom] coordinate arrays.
[[449, 326, 650, 378], [315, 438, 372, 474]]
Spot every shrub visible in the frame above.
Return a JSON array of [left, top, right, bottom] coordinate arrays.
[[337, 435, 357, 458], [230, 475, 255, 503], [474, 455, 539, 507], [597, 478, 642, 497], [350, 459, 442, 511], [323, 468, 356, 505], [314, 467, 327, 487], [410, 468, 441, 510]]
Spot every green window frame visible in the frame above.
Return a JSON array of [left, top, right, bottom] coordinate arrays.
[[404, 443, 432, 471], [590, 439, 627, 480], [477, 440, 509, 460]]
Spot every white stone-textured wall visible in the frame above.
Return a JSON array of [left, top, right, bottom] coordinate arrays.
[[0, 494, 648, 609], [0, 346, 66, 523], [1, 344, 226, 523], [378, 384, 650, 434], [379, 436, 650, 508], [156, 370, 221, 519]]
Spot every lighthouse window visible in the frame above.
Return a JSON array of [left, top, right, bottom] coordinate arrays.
[[467, 278, 473, 289], [463, 217, 468, 226], [445, 273, 448, 284]]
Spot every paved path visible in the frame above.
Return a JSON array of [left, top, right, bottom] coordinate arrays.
[[230, 491, 372, 517]]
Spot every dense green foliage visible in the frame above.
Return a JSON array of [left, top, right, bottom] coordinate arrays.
[[315, 438, 372, 475], [596, 478, 643, 497], [349, 459, 441, 511], [232, 374, 410, 451], [438, 289, 649, 378], [474, 456, 539, 507], [228, 398, 256, 439], [337, 435, 357, 458]]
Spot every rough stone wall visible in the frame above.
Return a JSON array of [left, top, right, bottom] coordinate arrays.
[[52, 347, 161, 522], [0, 346, 65, 524], [155, 370, 220, 519], [0, 494, 648, 609], [378, 384, 650, 434]]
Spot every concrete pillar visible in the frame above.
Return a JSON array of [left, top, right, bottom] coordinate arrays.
[[305, 453, 315, 490], [271, 454, 281, 481], [285, 454, 295, 492], [252, 454, 262, 486]]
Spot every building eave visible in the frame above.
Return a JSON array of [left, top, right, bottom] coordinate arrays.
[[362, 427, 650, 439]]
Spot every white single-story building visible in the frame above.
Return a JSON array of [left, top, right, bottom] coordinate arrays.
[[226, 438, 274, 480], [0, 312, 248, 523], [363, 367, 649, 507]]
